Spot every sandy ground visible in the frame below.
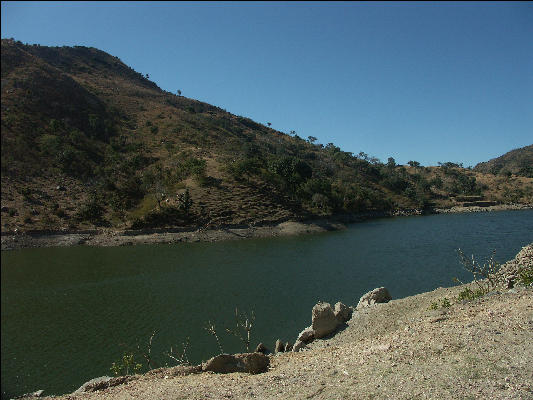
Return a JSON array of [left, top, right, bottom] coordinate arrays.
[[26, 244, 533, 400]]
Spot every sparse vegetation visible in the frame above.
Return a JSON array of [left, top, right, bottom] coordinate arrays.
[[225, 308, 256, 352], [517, 266, 533, 286], [454, 249, 501, 301], [1, 39, 532, 234], [110, 352, 143, 376], [205, 321, 225, 355], [428, 297, 451, 310]]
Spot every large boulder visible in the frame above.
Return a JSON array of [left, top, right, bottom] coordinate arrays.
[[297, 326, 315, 343], [292, 340, 307, 352], [356, 287, 392, 309], [311, 302, 338, 338], [334, 302, 352, 323], [202, 353, 269, 374], [275, 339, 284, 353], [74, 376, 120, 393], [255, 343, 268, 354]]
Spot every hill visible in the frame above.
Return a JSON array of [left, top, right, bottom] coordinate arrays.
[[1, 38, 532, 234], [474, 145, 533, 178]]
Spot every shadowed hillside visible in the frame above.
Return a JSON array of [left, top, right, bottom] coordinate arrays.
[[1, 38, 532, 233]]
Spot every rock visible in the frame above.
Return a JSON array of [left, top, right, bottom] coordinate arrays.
[[202, 353, 269, 374], [17, 389, 45, 398], [297, 326, 315, 343], [255, 343, 268, 354], [74, 376, 113, 393], [292, 340, 307, 352], [356, 287, 392, 309], [284, 342, 293, 352], [312, 302, 338, 338], [275, 339, 284, 353], [334, 302, 352, 323]]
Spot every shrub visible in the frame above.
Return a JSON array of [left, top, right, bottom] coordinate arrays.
[[517, 266, 533, 286], [428, 297, 452, 310], [76, 193, 106, 224], [110, 352, 143, 376], [225, 308, 255, 352], [454, 249, 501, 301], [177, 189, 193, 215], [457, 287, 486, 302]]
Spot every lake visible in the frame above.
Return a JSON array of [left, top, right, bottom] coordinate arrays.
[[2, 210, 532, 398]]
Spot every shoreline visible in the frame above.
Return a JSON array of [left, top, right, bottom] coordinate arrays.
[[2, 203, 531, 251], [40, 244, 533, 399]]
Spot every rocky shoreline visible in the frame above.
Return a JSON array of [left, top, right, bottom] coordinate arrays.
[[2, 203, 532, 251], [17, 243, 532, 400]]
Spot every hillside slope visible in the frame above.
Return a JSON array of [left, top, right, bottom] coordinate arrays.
[[2, 39, 532, 234], [474, 145, 533, 178]]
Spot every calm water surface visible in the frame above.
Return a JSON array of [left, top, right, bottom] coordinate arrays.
[[2, 210, 533, 398]]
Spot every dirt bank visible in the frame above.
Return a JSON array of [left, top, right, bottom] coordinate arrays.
[[0, 220, 347, 251], [2, 204, 531, 251]]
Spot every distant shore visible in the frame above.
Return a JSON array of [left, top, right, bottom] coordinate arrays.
[[1, 203, 531, 251]]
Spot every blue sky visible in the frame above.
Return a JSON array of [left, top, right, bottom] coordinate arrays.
[[2, 1, 532, 166]]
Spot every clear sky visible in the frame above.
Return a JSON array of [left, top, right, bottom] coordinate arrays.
[[2, 1, 532, 166]]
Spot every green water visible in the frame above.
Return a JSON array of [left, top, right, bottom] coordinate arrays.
[[2, 210, 532, 398]]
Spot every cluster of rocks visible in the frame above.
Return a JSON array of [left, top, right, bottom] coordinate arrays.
[[496, 243, 533, 288], [200, 286, 393, 377], [290, 287, 392, 353], [201, 352, 269, 374]]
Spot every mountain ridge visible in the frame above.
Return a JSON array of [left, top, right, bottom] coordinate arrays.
[[474, 145, 533, 177]]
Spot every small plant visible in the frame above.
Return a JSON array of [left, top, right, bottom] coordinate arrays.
[[205, 321, 224, 354], [137, 331, 157, 370], [110, 352, 143, 376], [225, 308, 255, 352], [428, 297, 452, 310], [166, 336, 191, 366], [517, 266, 533, 286], [454, 249, 501, 301], [457, 287, 486, 302]]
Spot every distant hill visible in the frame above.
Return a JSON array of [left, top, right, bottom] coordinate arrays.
[[474, 145, 533, 178], [1, 39, 532, 233]]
